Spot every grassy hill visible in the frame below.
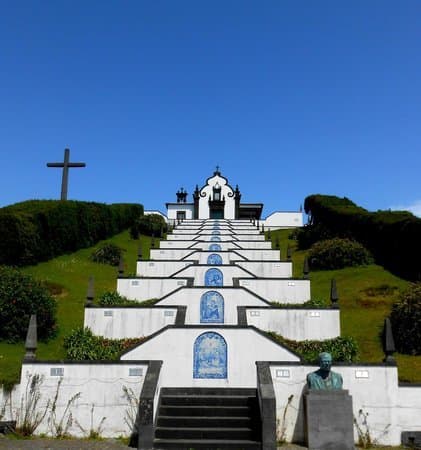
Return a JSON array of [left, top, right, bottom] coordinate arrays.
[[1, 227, 420, 387]]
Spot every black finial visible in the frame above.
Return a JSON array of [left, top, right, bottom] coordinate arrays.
[[85, 276, 95, 306], [267, 229, 271, 240], [118, 255, 125, 276], [256, 220, 259, 229], [151, 233, 155, 248], [330, 278, 339, 308], [137, 243, 142, 260], [287, 245, 292, 260], [303, 258, 309, 279], [275, 237, 280, 249], [24, 314, 37, 361], [383, 317, 396, 364]]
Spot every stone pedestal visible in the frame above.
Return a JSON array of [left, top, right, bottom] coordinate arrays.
[[305, 389, 355, 450]]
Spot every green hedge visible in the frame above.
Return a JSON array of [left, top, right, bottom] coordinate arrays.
[[0, 200, 143, 266], [300, 194, 421, 281]]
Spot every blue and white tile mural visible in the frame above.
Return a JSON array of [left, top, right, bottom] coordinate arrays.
[[200, 291, 224, 323], [193, 332, 227, 378], [210, 236, 221, 242], [205, 268, 223, 286], [209, 244, 222, 251], [207, 253, 223, 265], [212, 230, 220, 235]]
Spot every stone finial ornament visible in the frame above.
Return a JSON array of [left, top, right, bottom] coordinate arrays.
[[330, 278, 339, 308], [85, 276, 95, 306], [137, 243, 143, 260], [303, 258, 310, 279], [118, 255, 125, 276], [306, 352, 343, 390], [383, 317, 396, 364], [24, 314, 37, 361], [287, 245, 292, 259]]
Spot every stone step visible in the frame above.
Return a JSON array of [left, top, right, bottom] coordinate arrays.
[[157, 415, 252, 428], [158, 405, 252, 417], [153, 438, 261, 450], [155, 426, 254, 440], [161, 387, 257, 396], [160, 394, 254, 406]]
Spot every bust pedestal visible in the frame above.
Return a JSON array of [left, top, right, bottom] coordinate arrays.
[[304, 389, 355, 450]]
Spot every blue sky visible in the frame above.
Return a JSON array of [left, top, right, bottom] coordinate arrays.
[[1, 1, 420, 217]]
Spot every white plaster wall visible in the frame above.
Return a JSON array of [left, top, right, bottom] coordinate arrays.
[[198, 174, 236, 219], [157, 288, 269, 324], [196, 252, 232, 264], [167, 204, 194, 220], [239, 279, 310, 303], [396, 385, 421, 437], [158, 287, 268, 308], [234, 249, 281, 260], [234, 234, 266, 241], [262, 212, 303, 229], [0, 385, 20, 421], [117, 278, 187, 300], [270, 364, 401, 446], [121, 328, 300, 387], [234, 241, 272, 249], [150, 248, 196, 260], [84, 308, 178, 338], [136, 260, 194, 277], [159, 240, 196, 249], [19, 363, 147, 438], [144, 210, 168, 222], [173, 265, 255, 286], [246, 309, 340, 340], [190, 242, 240, 251], [236, 261, 293, 278]]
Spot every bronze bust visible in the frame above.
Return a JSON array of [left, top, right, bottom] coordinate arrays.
[[307, 352, 343, 390]]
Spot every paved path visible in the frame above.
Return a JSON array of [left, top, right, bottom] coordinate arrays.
[[0, 436, 308, 450]]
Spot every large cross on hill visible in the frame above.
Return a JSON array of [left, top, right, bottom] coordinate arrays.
[[47, 148, 86, 200]]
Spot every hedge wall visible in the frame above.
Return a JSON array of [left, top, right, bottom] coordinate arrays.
[[302, 195, 421, 281], [0, 200, 143, 266]]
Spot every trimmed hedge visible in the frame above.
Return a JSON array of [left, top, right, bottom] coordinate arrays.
[[268, 332, 359, 363], [308, 238, 373, 270], [0, 266, 57, 342], [0, 200, 143, 266], [63, 327, 146, 360], [129, 214, 167, 239], [300, 194, 421, 281], [390, 283, 421, 355]]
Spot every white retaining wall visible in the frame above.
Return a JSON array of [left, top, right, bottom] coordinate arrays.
[[150, 248, 197, 260], [121, 328, 300, 387], [234, 249, 281, 260], [117, 278, 188, 300], [236, 261, 293, 278], [246, 308, 340, 340], [18, 363, 148, 437], [84, 307, 178, 338], [239, 279, 310, 303], [136, 260, 194, 277], [270, 363, 421, 446]]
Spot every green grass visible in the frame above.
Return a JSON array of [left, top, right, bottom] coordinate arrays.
[[268, 229, 421, 383], [0, 230, 153, 387], [1, 227, 420, 386]]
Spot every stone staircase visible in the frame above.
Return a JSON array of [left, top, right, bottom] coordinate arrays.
[[153, 387, 262, 450]]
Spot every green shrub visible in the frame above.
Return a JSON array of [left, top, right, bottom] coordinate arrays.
[[63, 327, 146, 360], [91, 243, 123, 266], [271, 298, 328, 308], [98, 291, 131, 306], [268, 332, 359, 363], [390, 283, 421, 355], [308, 238, 373, 270], [130, 214, 167, 239], [0, 266, 57, 342]]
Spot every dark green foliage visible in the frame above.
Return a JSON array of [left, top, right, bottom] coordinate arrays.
[[91, 243, 123, 266], [0, 266, 57, 342], [63, 327, 146, 360], [129, 214, 167, 239], [0, 200, 143, 266], [271, 298, 328, 308], [300, 194, 421, 281], [268, 332, 359, 363], [97, 291, 131, 306], [308, 238, 373, 270], [390, 283, 421, 355]]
